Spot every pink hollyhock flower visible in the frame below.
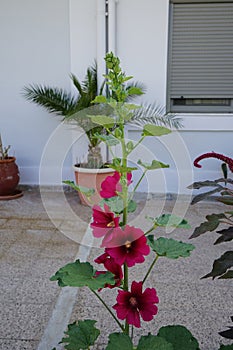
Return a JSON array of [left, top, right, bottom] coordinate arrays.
[[113, 281, 159, 328], [91, 204, 120, 238], [194, 152, 233, 172], [95, 252, 123, 288], [100, 172, 132, 198], [102, 225, 150, 267]]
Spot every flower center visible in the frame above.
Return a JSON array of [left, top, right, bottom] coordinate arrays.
[[125, 240, 131, 249], [129, 296, 138, 307], [107, 221, 115, 227]]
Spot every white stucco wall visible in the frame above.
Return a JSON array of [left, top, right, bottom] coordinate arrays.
[[0, 0, 232, 194]]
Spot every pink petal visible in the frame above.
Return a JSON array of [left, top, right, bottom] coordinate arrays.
[[139, 304, 158, 321], [126, 309, 141, 328]]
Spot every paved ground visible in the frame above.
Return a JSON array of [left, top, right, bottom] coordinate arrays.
[[0, 188, 232, 350]]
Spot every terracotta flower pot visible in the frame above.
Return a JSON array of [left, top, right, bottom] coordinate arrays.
[[0, 157, 22, 199], [73, 166, 115, 206]]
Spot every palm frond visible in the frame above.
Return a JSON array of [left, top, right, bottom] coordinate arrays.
[[70, 74, 84, 96], [22, 85, 78, 117], [128, 103, 183, 129]]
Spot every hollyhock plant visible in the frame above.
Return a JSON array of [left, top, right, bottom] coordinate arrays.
[[113, 281, 159, 328], [50, 53, 230, 350]]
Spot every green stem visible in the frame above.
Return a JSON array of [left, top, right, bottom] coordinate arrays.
[[144, 224, 158, 236], [129, 169, 147, 201], [142, 254, 159, 285], [91, 289, 124, 331], [130, 136, 145, 155]]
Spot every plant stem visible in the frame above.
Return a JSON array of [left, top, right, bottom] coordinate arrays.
[[144, 224, 158, 236], [142, 254, 159, 285], [129, 170, 147, 201], [91, 289, 124, 331]]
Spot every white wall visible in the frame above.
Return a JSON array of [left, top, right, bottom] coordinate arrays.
[[0, 0, 72, 184], [1, 0, 232, 193]]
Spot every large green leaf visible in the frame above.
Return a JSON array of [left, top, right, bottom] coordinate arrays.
[[219, 270, 233, 279], [191, 187, 223, 204], [95, 133, 120, 146], [190, 213, 226, 239], [202, 251, 233, 279], [137, 334, 173, 350], [142, 124, 171, 137], [89, 115, 115, 128], [137, 159, 169, 170], [148, 236, 195, 259], [61, 320, 100, 350], [63, 181, 95, 197], [103, 197, 137, 214], [215, 227, 233, 245], [105, 333, 133, 350], [217, 196, 233, 206], [92, 95, 107, 104], [150, 214, 191, 229], [50, 260, 115, 289], [187, 179, 224, 190], [158, 325, 200, 350]]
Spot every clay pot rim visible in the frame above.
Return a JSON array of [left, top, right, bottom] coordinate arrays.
[[73, 165, 115, 174], [0, 156, 16, 163]]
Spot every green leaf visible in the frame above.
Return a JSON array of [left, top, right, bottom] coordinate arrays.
[[148, 236, 195, 259], [190, 213, 226, 239], [61, 320, 100, 350], [137, 334, 173, 350], [124, 103, 142, 110], [142, 124, 171, 137], [92, 95, 107, 104], [138, 159, 169, 170], [105, 333, 133, 350], [109, 164, 138, 172], [63, 181, 95, 197], [89, 115, 115, 128], [191, 187, 223, 204], [202, 251, 233, 279], [218, 345, 233, 350], [153, 214, 191, 229], [215, 227, 233, 245], [158, 325, 200, 350], [217, 197, 233, 206], [103, 197, 137, 214], [95, 133, 120, 146], [50, 259, 115, 289], [187, 180, 223, 189], [219, 270, 233, 279]]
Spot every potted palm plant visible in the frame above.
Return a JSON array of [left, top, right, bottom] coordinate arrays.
[[0, 134, 22, 200], [23, 59, 182, 205]]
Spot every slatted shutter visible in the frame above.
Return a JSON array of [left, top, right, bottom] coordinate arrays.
[[167, 1, 233, 112]]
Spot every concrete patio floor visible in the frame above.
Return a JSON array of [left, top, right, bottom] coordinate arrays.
[[0, 188, 232, 350]]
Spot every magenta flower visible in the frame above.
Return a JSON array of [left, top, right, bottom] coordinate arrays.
[[100, 172, 132, 198], [194, 152, 233, 173], [113, 281, 159, 328], [95, 252, 123, 288], [102, 225, 150, 267], [91, 204, 120, 238]]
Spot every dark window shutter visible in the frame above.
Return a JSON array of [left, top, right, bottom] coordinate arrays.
[[168, 2, 233, 112]]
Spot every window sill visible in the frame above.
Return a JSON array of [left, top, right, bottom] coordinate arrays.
[[178, 114, 233, 131]]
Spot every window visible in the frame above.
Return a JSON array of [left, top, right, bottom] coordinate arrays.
[[167, 0, 233, 113]]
